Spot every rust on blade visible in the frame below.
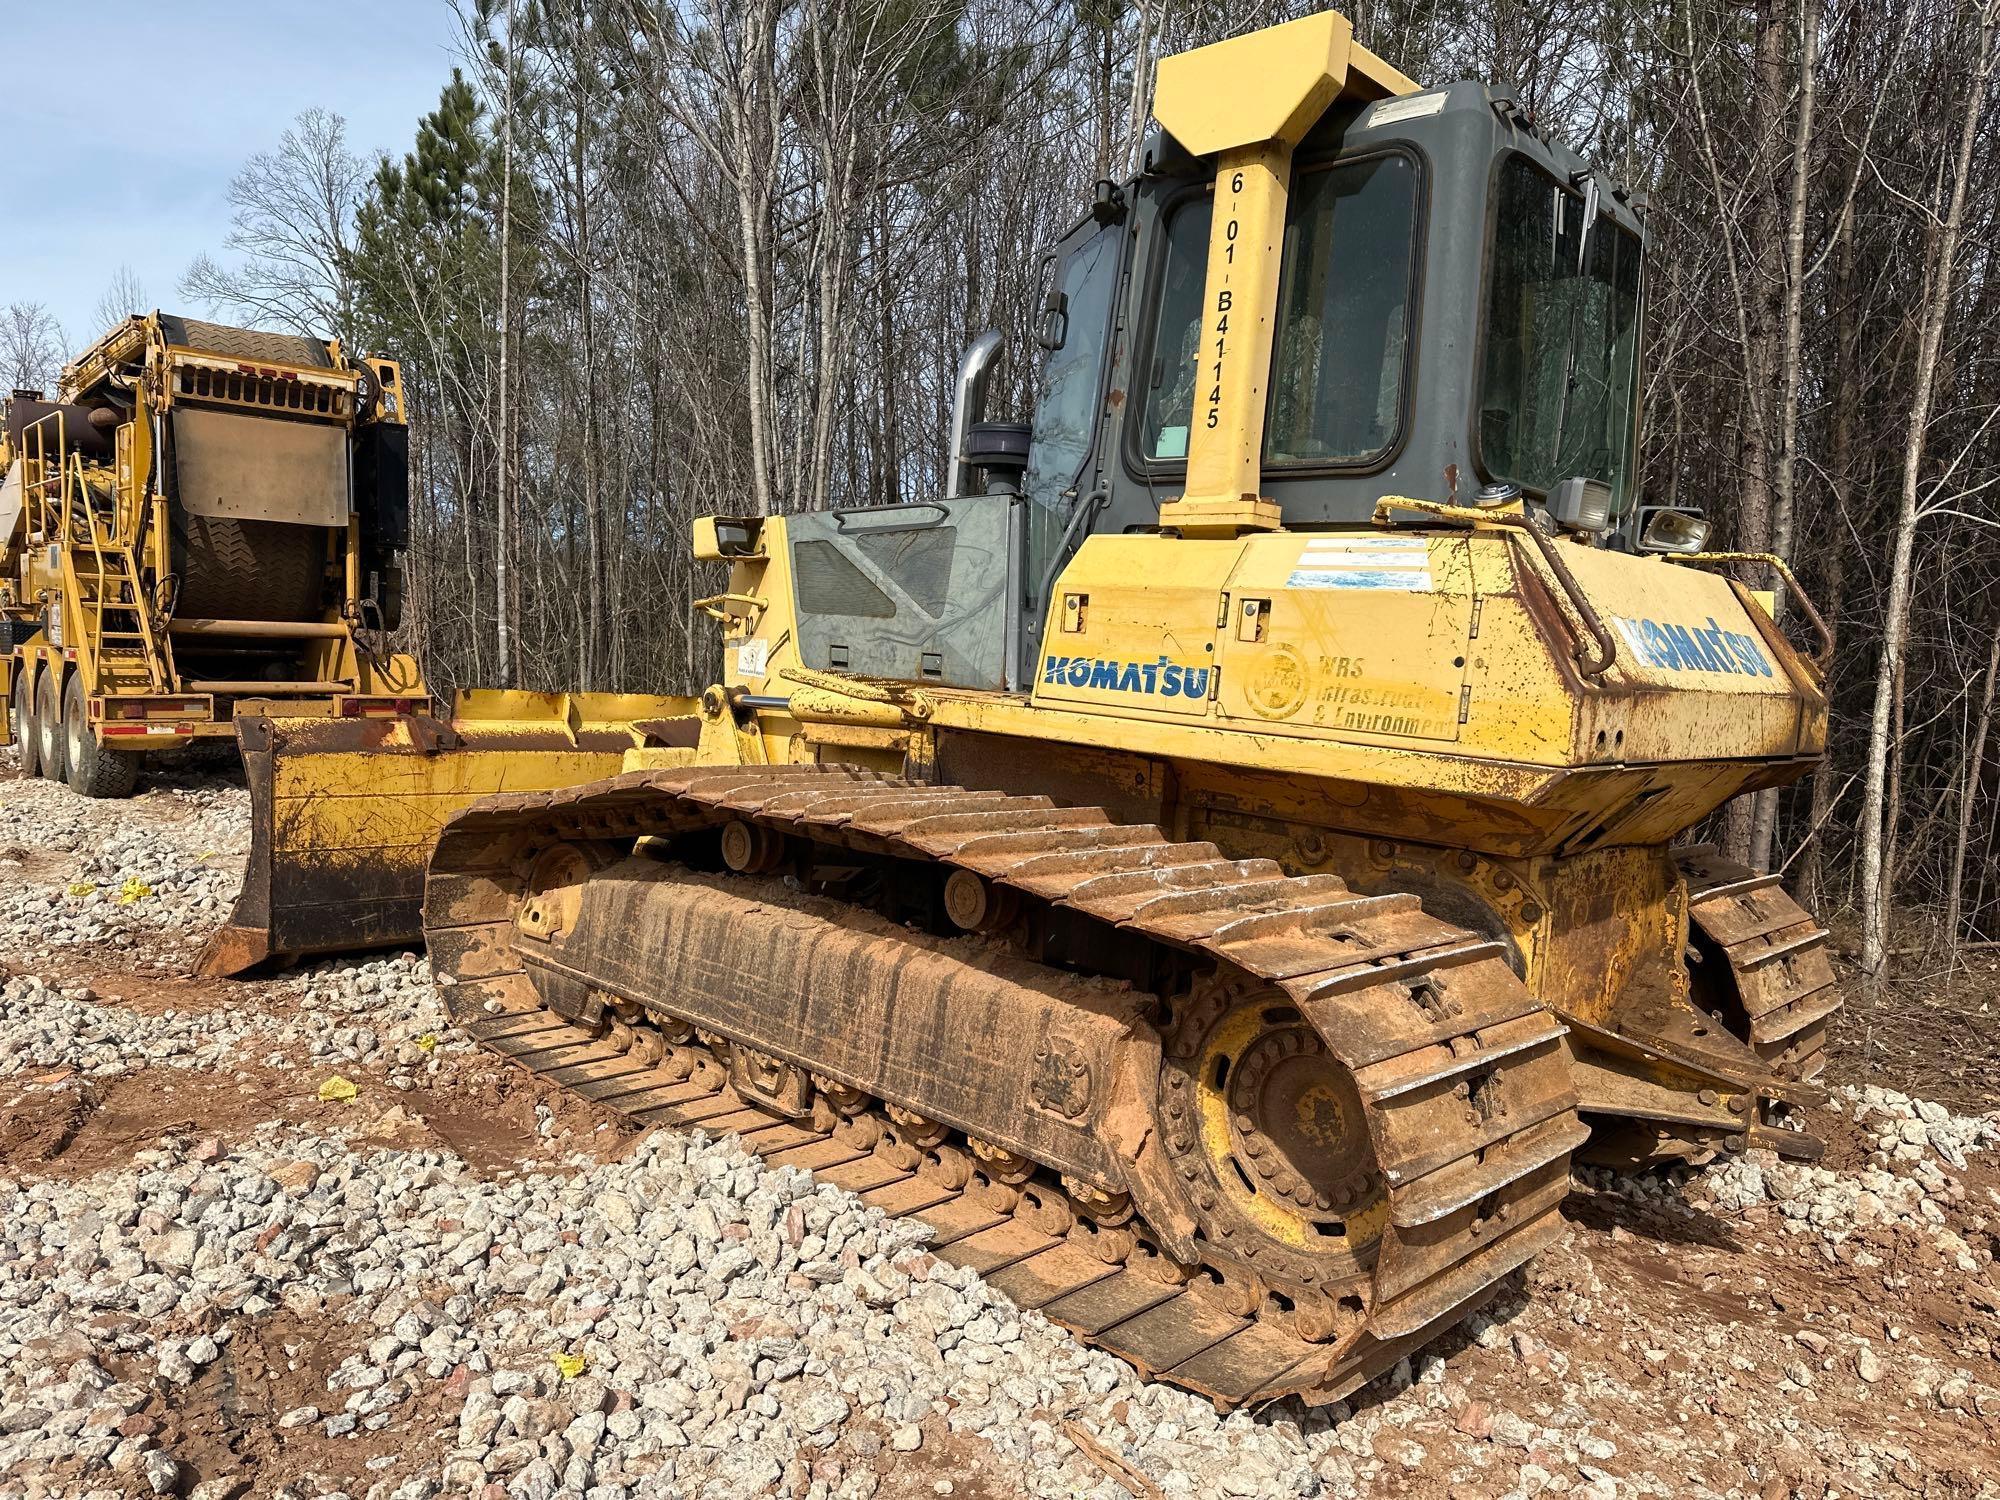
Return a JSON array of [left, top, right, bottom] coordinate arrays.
[[202, 704, 698, 976]]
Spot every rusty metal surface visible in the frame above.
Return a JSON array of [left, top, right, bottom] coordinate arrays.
[[531, 865, 1142, 1195], [170, 406, 349, 525], [1679, 845, 1840, 1083], [201, 712, 685, 977], [424, 764, 1590, 1410]]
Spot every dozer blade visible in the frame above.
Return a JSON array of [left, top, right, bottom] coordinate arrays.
[[200, 690, 702, 977]]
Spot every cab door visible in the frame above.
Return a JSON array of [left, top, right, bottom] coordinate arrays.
[[1019, 219, 1124, 675]]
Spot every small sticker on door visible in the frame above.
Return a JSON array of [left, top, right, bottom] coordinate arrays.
[[737, 638, 770, 677]]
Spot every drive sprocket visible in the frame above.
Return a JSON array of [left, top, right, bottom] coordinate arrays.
[[1159, 975, 1387, 1293]]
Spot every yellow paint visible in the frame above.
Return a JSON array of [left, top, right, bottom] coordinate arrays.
[[269, 747, 637, 848], [1218, 534, 1476, 744], [1150, 12, 1411, 157], [246, 693, 701, 943], [1290, 1082, 1349, 1149], [1269, 825, 1684, 1029], [1021, 529, 1818, 773], [450, 688, 701, 740], [1159, 141, 1293, 535]]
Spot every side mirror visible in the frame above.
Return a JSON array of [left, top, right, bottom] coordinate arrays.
[[1638, 507, 1710, 554]]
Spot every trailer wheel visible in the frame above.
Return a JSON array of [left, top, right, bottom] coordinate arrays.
[[35, 668, 66, 783], [10, 667, 39, 778], [64, 675, 140, 799]]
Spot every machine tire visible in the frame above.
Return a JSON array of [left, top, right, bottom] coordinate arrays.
[[171, 512, 327, 623], [35, 667, 66, 783], [10, 666, 39, 778], [63, 675, 140, 799]]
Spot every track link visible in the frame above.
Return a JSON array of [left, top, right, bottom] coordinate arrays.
[[426, 765, 1586, 1410], [1678, 846, 1839, 1084]]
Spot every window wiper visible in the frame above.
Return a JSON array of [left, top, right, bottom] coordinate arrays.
[[1571, 171, 1601, 273], [1552, 301, 1582, 468], [1552, 174, 1604, 469]]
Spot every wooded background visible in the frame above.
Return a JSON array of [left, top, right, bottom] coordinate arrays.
[[5, 0, 1997, 978]]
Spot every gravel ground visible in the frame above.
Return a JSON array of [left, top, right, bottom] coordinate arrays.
[[2, 759, 1999, 1499]]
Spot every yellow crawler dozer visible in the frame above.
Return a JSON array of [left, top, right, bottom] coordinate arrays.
[[219, 11, 1840, 1409]]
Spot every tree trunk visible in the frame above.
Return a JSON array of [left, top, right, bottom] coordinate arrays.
[[1859, 0, 1999, 976], [494, 0, 519, 689], [727, 0, 784, 517], [1750, 0, 1820, 874], [1947, 617, 2000, 946], [1690, 0, 1785, 866], [1797, 197, 1861, 911]]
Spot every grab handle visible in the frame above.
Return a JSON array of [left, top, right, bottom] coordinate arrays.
[[1666, 552, 1833, 674], [831, 503, 950, 533]]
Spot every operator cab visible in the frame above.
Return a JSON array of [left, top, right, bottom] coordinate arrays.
[[1031, 81, 1646, 557]]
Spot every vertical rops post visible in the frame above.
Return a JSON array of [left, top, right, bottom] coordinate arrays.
[[1151, 11, 1414, 537]]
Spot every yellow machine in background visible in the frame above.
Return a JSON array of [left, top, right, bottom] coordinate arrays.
[[211, 10, 1841, 1413], [1, 315, 425, 795]]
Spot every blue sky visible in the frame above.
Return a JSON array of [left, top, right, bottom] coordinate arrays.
[[0, 2, 464, 352]]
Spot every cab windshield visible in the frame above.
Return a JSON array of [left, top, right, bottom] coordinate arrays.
[[1480, 155, 1642, 511], [1140, 151, 1421, 468]]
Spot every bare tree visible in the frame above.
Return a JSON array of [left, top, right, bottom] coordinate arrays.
[[1, 303, 67, 392], [90, 266, 150, 339], [179, 108, 367, 342], [1857, 0, 2000, 978], [494, 0, 521, 689], [1947, 615, 2000, 946]]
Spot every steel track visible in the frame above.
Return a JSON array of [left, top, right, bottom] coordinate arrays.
[[1678, 847, 1841, 1084], [426, 764, 1587, 1410]]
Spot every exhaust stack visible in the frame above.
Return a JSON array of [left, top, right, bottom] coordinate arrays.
[[946, 329, 1003, 497]]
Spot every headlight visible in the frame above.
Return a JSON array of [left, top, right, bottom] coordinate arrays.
[[1548, 476, 1613, 533], [1638, 508, 1710, 554]]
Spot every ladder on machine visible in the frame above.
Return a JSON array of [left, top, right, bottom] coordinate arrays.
[[26, 416, 177, 699]]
